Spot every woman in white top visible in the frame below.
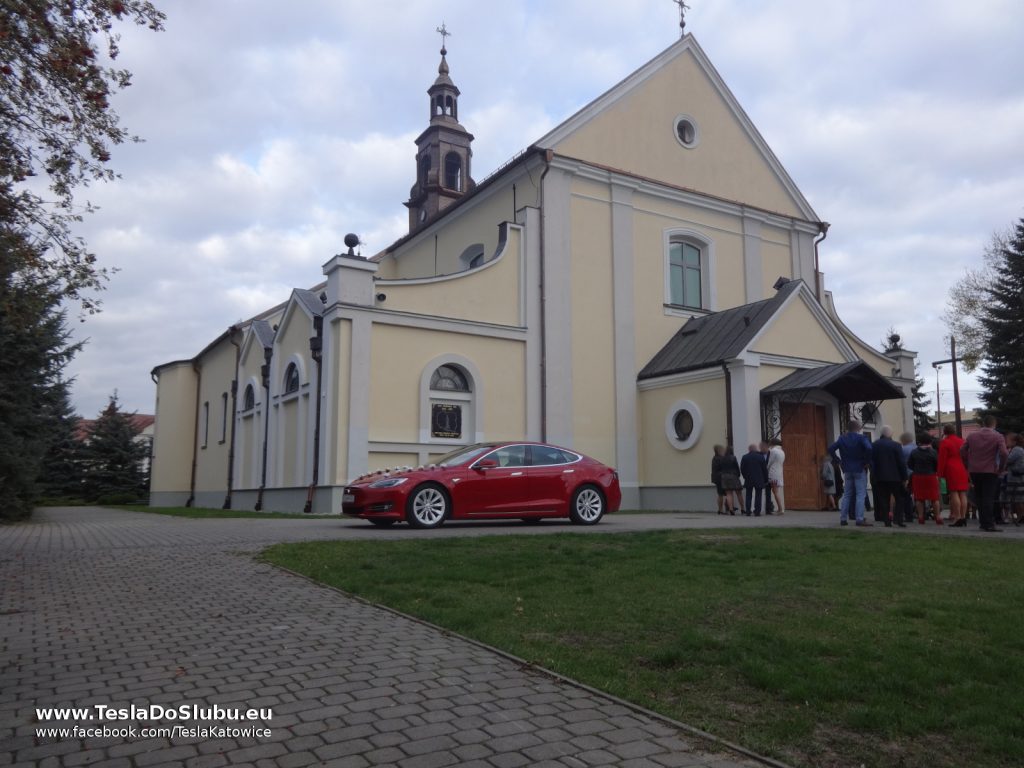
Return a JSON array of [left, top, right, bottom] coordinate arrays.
[[767, 438, 786, 515]]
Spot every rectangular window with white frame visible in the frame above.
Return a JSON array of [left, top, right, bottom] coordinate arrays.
[[669, 240, 702, 309]]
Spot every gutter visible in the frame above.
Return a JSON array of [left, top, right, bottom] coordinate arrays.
[[813, 221, 830, 302], [304, 315, 324, 514], [255, 345, 273, 511], [722, 362, 734, 449], [222, 325, 242, 509], [186, 360, 202, 507]]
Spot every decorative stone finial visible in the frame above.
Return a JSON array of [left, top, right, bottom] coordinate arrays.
[[672, 0, 690, 37]]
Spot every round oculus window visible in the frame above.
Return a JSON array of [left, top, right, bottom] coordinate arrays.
[[673, 409, 695, 441], [673, 115, 699, 148]]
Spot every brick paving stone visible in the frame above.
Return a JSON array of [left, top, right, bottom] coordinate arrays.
[[0, 508, 773, 768]]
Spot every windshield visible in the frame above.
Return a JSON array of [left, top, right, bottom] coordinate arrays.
[[436, 444, 496, 467]]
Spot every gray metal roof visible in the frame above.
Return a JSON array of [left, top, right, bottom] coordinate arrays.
[[638, 279, 803, 380], [762, 360, 904, 403], [252, 319, 275, 349], [293, 288, 325, 318]]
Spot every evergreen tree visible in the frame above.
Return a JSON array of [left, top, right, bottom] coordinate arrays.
[[80, 393, 148, 502], [0, 233, 82, 520], [38, 383, 86, 500], [911, 373, 935, 433], [978, 217, 1024, 433]]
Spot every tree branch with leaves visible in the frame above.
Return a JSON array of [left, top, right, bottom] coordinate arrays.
[[0, 0, 164, 312]]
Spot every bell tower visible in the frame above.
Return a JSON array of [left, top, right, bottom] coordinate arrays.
[[406, 24, 475, 232]]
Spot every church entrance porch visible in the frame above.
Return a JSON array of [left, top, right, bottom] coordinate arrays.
[[761, 360, 907, 511]]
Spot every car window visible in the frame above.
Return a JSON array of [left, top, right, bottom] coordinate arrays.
[[530, 445, 569, 466], [487, 445, 528, 468], [438, 444, 495, 467]]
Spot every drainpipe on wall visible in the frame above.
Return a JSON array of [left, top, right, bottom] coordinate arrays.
[[304, 315, 324, 514], [813, 221, 830, 303], [721, 362, 734, 449], [255, 345, 273, 511], [186, 360, 202, 507], [222, 325, 242, 509], [537, 148, 553, 442]]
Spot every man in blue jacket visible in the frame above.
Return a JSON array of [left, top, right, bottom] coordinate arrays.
[[740, 443, 769, 516], [828, 419, 874, 526]]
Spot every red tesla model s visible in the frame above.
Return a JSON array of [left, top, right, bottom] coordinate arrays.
[[342, 442, 621, 528]]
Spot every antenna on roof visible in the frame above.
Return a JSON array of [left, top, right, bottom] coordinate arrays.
[[672, 0, 690, 37]]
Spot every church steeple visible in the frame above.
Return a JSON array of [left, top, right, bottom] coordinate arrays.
[[406, 24, 475, 232]]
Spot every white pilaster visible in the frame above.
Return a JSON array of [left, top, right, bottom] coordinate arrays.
[[611, 181, 640, 506], [541, 166, 574, 446], [742, 214, 763, 303], [728, 354, 762, 451]]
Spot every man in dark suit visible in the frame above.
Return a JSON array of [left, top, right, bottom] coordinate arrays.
[[740, 444, 768, 516], [872, 425, 909, 527]]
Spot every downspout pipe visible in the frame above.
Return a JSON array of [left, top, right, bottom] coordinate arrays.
[[255, 345, 273, 511], [537, 148, 553, 441], [813, 221, 830, 303], [304, 315, 324, 514], [721, 362, 734, 450], [222, 325, 242, 509], [186, 360, 202, 507]]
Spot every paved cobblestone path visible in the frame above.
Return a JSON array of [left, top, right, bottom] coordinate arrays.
[[0, 508, 778, 768]]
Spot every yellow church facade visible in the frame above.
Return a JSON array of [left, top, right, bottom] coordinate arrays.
[[150, 35, 916, 513]]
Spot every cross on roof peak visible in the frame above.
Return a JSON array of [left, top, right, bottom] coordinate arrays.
[[436, 22, 451, 54], [672, 0, 690, 37]]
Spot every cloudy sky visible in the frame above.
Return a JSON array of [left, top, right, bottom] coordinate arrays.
[[64, 0, 1024, 419]]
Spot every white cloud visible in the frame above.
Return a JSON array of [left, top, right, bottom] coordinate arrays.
[[62, 0, 1024, 417]]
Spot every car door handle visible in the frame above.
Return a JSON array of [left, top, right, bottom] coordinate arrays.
[[511, 471, 524, 477], [562, 469, 575, 474]]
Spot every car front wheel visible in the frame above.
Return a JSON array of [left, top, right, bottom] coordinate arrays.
[[569, 485, 605, 525], [406, 484, 449, 529]]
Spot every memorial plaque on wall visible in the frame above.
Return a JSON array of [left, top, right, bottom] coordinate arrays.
[[431, 403, 462, 439]]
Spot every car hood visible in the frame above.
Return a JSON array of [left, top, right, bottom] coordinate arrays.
[[349, 464, 449, 487]]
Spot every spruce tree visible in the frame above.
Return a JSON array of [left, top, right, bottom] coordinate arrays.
[[978, 217, 1024, 432], [38, 383, 86, 501], [0, 234, 82, 520], [912, 373, 935, 433], [80, 394, 148, 503]]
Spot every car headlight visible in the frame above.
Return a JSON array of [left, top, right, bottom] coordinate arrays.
[[368, 477, 409, 489]]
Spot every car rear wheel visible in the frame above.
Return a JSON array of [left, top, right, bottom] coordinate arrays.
[[406, 484, 449, 529], [368, 518, 396, 528], [569, 485, 605, 525]]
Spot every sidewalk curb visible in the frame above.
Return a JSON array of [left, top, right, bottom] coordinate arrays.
[[263, 556, 795, 768]]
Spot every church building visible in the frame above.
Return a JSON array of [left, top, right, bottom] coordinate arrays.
[[150, 31, 917, 514]]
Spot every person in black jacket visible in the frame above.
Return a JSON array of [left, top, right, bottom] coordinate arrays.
[[871, 425, 909, 527], [741, 443, 768, 516]]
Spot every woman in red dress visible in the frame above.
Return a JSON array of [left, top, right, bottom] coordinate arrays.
[[938, 424, 970, 527]]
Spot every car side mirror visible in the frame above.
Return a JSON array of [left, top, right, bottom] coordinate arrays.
[[474, 458, 497, 470]]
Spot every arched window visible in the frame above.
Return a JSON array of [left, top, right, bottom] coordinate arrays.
[[663, 229, 714, 313], [444, 95, 454, 116], [283, 362, 300, 394], [430, 364, 470, 392], [434, 97, 443, 116], [459, 243, 486, 270], [421, 357, 481, 445], [444, 152, 462, 192], [243, 384, 255, 411], [669, 240, 702, 309]]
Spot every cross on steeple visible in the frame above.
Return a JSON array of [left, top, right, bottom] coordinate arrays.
[[672, 0, 690, 37], [436, 22, 451, 52]]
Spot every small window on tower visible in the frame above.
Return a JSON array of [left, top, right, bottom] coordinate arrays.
[[444, 153, 462, 192], [419, 155, 431, 188]]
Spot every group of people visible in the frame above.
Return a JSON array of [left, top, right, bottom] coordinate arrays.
[[827, 415, 1024, 531], [710, 440, 786, 516]]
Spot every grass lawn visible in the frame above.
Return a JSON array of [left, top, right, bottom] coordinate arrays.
[[110, 505, 341, 520], [263, 529, 1023, 768]]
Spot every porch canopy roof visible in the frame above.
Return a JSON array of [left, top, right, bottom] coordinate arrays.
[[761, 360, 904, 404]]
